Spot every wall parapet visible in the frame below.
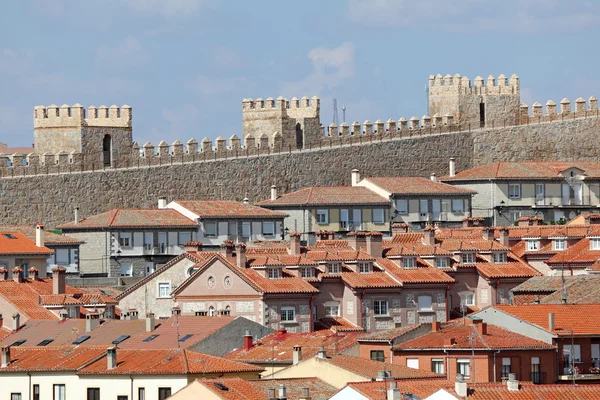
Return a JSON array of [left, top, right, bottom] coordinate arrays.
[[428, 73, 520, 95], [34, 104, 132, 128], [518, 96, 598, 124]]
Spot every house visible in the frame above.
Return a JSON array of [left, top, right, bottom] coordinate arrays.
[[357, 324, 439, 364], [510, 275, 600, 305], [164, 199, 288, 246], [257, 183, 390, 243], [0, 345, 263, 400], [57, 204, 198, 278], [356, 169, 476, 228], [168, 377, 337, 400], [440, 161, 600, 225], [0, 225, 53, 276], [471, 304, 600, 382]]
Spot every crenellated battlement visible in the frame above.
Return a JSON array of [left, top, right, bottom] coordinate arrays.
[[518, 96, 598, 124], [428, 73, 519, 95], [34, 104, 132, 128]]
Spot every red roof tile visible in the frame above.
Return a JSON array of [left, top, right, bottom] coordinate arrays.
[[546, 238, 600, 265], [324, 354, 443, 379], [441, 161, 600, 181], [174, 200, 288, 219], [0, 346, 106, 371], [258, 186, 389, 207], [58, 208, 197, 229], [0, 226, 82, 245], [314, 317, 364, 333], [376, 258, 455, 285], [363, 177, 476, 195], [0, 232, 53, 255], [358, 324, 423, 342]]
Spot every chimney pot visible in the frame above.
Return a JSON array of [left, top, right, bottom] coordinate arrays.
[[74, 206, 80, 224], [0, 267, 7, 281], [28, 267, 39, 281], [107, 346, 117, 370], [289, 232, 302, 255], [158, 196, 167, 209], [236, 243, 247, 268], [52, 266, 66, 295], [1, 346, 10, 368], [86, 311, 101, 332], [293, 345, 302, 365], [183, 241, 202, 252], [506, 373, 519, 391], [548, 312, 555, 331], [316, 346, 326, 359], [243, 329, 253, 350], [423, 226, 436, 246], [430, 172, 437, 181], [11, 313, 20, 331], [391, 223, 409, 235], [455, 374, 467, 397], [243, 197, 249, 205], [35, 224, 45, 247], [449, 157, 456, 177], [351, 169, 360, 186], [12, 267, 23, 283], [271, 185, 277, 201], [278, 384, 287, 400]]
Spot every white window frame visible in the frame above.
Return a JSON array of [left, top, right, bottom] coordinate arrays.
[[267, 267, 281, 279], [300, 267, 313, 278], [53, 385, 66, 400], [329, 263, 341, 274], [396, 199, 408, 214], [120, 263, 133, 277], [460, 291, 475, 307], [372, 209, 385, 224], [451, 199, 464, 213], [144, 232, 153, 251], [55, 248, 70, 265], [437, 257, 449, 269], [508, 183, 521, 199], [280, 306, 296, 322], [457, 359, 471, 378], [374, 300, 388, 316], [262, 221, 275, 237], [509, 211, 522, 223], [403, 257, 416, 269], [554, 239, 566, 251], [432, 358, 445, 374], [406, 358, 419, 369], [177, 231, 191, 246], [493, 252, 507, 264], [462, 252, 475, 264], [158, 281, 171, 298], [118, 232, 132, 248], [316, 209, 329, 224], [526, 240, 539, 251], [502, 357, 511, 378], [324, 301, 340, 317], [204, 221, 218, 238], [417, 295, 433, 312], [592, 238, 600, 250], [358, 262, 371, 274], [242, 222, 251, 238]]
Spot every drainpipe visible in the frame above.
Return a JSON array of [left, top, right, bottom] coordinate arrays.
[[493, 350, 501, 382], [389, 340, 394, 365], [359, 290, 365, 329], [309, 295, 315, 332], [443, 349, 450, 380], [445, 285, 450, 322], [130, 375, 133, 400], [28, 372, 31, 400]]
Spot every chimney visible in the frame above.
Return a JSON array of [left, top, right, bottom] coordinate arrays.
[[548, 312, 555, 331], [183, 241, 203, 252], [145, 312, 156, 332], [506, 373, 519, 391], [278, 384, 287, 400], [387, 381, 400, 400], [289, 232, 301, 255], [316, 346, 327, 359], [28, 267, 39, 281], [12, 267, 23, 283], [517, 217, 530, 227], [498, 227, 509, 247], [52, 266, 66, 295], [12, 313, 20, 331], [1, 346, 10, 368], [482, 227, 495, 241], [107, 346, 117, 370], [74, 206, 80, 224], [123, 309, 138, 320], [86, 311, 101, 332], [351, 169, 360, 186], [431, 321, 441, 332], [348, 232, 367, 251], [0, 267, 7, 281], [271, 185, 278, 201], [366, 232, 383, 258], [449, 157, 456, 177], [220, 240, 235, 258], [268, 388, 277, 400], [376, 370, 391, 381], [391, 223, 409, 235], [0, 314, 3, 329], [430, 172, 437, 182], [35, 224, 45, 247], [158, 196, 167, 209], [293, 345, 302, 365], [299, 388, 311, 400], [476, 322, 487, 336], [455, 374, 467, 398], [243, 329, 253, 350], [462, 217, 473, 228], [242, 197, 250, 205], [423, 226, 436, 246], [236, 243, 247, 268]]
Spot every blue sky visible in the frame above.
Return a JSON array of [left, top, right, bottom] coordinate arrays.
[[2, 0, 600, 147]]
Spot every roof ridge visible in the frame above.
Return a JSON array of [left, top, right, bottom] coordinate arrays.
[[182, 349, 190, 373]]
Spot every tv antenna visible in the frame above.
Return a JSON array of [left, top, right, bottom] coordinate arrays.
[[342, 104, 346, 123], [332, 98, 339, 126]]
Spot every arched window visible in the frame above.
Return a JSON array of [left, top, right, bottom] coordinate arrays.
[[208, 306, 215, 317], [102, 134, 112, 167]]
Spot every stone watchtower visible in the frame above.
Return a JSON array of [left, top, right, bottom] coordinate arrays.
[[33, 104, 133, 167], [241, 96, 321, 150], [428, 74, 520, 128]]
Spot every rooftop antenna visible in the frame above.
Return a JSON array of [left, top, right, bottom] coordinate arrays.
[[332, 98, 339, 126], [342, 104, 346, 123]]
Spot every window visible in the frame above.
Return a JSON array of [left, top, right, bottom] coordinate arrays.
[[220, 305, 231, 316], [325, 302, 340, 317], [406, 358, 419, 369], [267, 267, 281, 279], [497, 288, 506, 304], [419, 199, 429, 213], [53, 384, 66, 400], [55, 248, 70, 265], [120, 263, 132, 277], [33, 385, 39, 400], [592, 238, 600, 250], [178, 232, 191, 246], [117, 396, 128, 400], [144, 232, 153, 251], [158, 282, 171, 298], [403, 257, 416, 269], [262, 221, 275, 236], [493, 252, 507, 264], [204, 221, 217, 237], [462, 253, 475, 264], [281, 307, 295, 322], [146, 262, 154, 275], [208, 306, 215, 317], [11, 394, 22, 400], [359, 262, 371, 274], [316, 209, 329, 224], [118, 232, 132, 247], [372, 209, 385, 224], [531, 357, 541, 384], [509, 211, 522, 223], [451, 199, 464, 213], [300, 267, 313, 278], [527, 240, 539, 251], [242, 222, 251, 238], [502, 357, 511, 378], [432, 359, 444, 374], [418, 295, 433, 311], [158, 388, 172, 400], [437, 257, 449, 268], [370, 350, 385, 362], [457, 359, 471, 378], [554, 239, 565, 251], [396, 199, 408, 214], [374, 300, 388, 316], [138, 388, 146, 400], [329, 263, 341, 274], [460, 292, 475, 307], [508, 183, 521, 198]]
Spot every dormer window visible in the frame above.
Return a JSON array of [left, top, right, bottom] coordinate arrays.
[[462, 253, 475, 264], [493, 252, 507, 264], [300, 267, 313, 278], [554, 239, 565, 251], [329, 263, 341, 274], [526, 240, 539, 251], [358, 262, 371, 274], [592, 238, 600, 250], [267, 267, 281, 279], [436, 257, 449, 269], [403, 257, 416, 269]]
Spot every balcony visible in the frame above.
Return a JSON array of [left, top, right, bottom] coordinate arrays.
[[532, 195, 595, 207], [558, 359, 600, 381]]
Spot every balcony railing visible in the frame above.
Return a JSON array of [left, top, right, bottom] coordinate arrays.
[[559, 359, 600, 378], [532, 195, 594, 207]]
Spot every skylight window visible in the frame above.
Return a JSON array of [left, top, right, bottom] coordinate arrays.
[[37, 339, 53, 346], [178, 334, 193, 342], [2, 234, 16, 239], [72, 335, 90, 345], [10, 339, 26, 347], [143, 334, 159, 342], [112, 335, 130, 345]]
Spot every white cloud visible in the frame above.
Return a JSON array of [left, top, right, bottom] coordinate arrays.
[[124, 0, 211, 18], [161, 105, 200, 136], [192, 76, 249, 95], [280, 42, 355, 96], [96, 37, 147, 68]]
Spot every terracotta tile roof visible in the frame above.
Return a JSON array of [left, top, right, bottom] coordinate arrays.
[[323, 354, 443, 380], [363, 177, 476, 195], [248, 254, 318, 267], [441, 161, 600, 181], [314, 317, 364, 333], [0, 346, 106, 372], [249, 377, 338, 400], [358, 324, 423, 342], [472, 261, 540, 279], [58, 208, 197, 229], [394, 321, 554, 351], [439, 238, 509, 252], [340, 270, 401, 289], [546, 238, 600, 265], [0, 280, 61, 320], [225, 330, 363, 364], [0, 328, 11, 342], [0, 231, 53, 255], [174, 200, 288, 219], [494, 304, 600, 336], [257, 186, 389, 207], [384, 243, 453, 257], [0, 226, 83, 245], [311, 240, 352, 248], [376, 258, 455, 285], [510, 275, 600, 306], [305, 249, 375, 262]]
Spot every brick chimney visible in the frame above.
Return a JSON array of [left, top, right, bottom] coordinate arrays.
[[183, 241, 203, 252], [348, 232, 367, 251], [483, 227, 495, 241], [474, 321, 487, 335], [0, 267, 7, 281], [86, 311, 101, 332], [289, 232, 301, 255], [351, 169, 360, 186], [271, 185, 278, 201], [220, 240, 235, 258], [35, 223, 45, 247], [107, 346, 117, 370], [243, 329, 253, 350], [28, 267, 39, 281], [366, 232, 383, 258], [423, 226, 436, 246], [12, 267, 23, 283], [1, 346, 10, 368], [52, 266, 66, 295], [431, 321, 441, 332], [146, 312, 156, 332], [293, 345, 302, 365], [498, 227, 510, 247], [391, 223, 409, 235], [236, 243, 247, 268]]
